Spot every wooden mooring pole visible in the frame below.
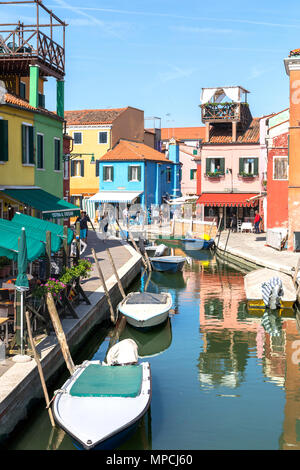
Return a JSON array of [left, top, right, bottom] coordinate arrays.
[[91, 248, 116, 324], [25, 311, 56, 427], [127, 230, 149, 271], [106, 247, 126, 299], [46, 293, 75, 376]]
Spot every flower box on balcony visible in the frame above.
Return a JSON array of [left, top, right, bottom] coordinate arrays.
[[206, 171, 224, 178], [239, 172, 256, 178]]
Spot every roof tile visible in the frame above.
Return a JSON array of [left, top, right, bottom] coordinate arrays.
[[65, 107, 128, 125], [100, 139, 171, 163], [161, 126, 206, 141]]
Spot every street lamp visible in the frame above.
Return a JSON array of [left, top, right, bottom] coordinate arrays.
[[63, 153, 96, 164]]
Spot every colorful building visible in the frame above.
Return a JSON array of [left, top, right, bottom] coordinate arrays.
[[65, 107, 145, 208], [265, 109, 289, 230], [0, 1, 79, 222], [196, 86, 267, 228], [89, 138, 181, 211]]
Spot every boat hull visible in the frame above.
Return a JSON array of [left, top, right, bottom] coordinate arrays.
[[118, 292, 173, 329], [182, 238, 214, 250], [149, 256, 186, 273], [52, 361, 151, 450]]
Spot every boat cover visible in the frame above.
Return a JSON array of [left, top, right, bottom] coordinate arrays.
[[261, 277, 284, 309], [154, 244, 167, 257], [69, 364, 143, 398], [126, 293, 169, 304]]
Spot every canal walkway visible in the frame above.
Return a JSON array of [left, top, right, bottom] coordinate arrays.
[[216, 231, 300, 276], [0, 231, 142, 443]]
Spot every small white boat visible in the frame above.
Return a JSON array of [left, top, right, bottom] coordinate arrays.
[[145, 244, 168, 258], [118, 292, 173, 328], [52, 340, 151, 450]]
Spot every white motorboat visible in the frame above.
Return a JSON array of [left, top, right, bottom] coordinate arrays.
[[118, 291, 173, 328]]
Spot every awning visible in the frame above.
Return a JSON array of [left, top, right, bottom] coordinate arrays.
[[168, 195, 198, 205], [197, 193, 258, 207], [2, 189, 80, 219], [12, 212, 74, 245], [88, 191, 143, 203], [0, 225, 45, 262]]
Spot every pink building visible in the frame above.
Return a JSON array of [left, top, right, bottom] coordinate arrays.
[[196, 86, 266, 228]]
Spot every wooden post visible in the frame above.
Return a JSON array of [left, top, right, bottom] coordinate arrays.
[[216, 215, 223, 249], [46, 231, 51, 279], [144, 272, 152, 292], [209, 217, 216, 239], [224, 220, 233, 253], [104, 314, 127, 363], [25, 311, 55, 427], [75, 222, 80, 264], [106, 248, 126, 299], [91, 248, 116, 324], [128, 230, 149, 270], [46, 293, 75, 376], [293, 257, 300, 286]]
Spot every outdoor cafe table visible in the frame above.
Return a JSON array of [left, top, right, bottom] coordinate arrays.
[[241, 222, 254, 232]]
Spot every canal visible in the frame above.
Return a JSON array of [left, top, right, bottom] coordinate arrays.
[[4, 242, 300, 450]]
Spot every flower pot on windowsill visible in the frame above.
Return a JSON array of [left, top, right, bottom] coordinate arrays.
[[239, 172, 256, 178], [206, 172, 224, 178]]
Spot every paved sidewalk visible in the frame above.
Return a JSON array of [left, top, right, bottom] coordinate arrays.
[[217, 231, 300, 275]]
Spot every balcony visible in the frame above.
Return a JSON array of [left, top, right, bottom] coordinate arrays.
[[201, 102, 251, 126]]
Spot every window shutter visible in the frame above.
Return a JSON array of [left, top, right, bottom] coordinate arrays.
[[80, 160, 84, 177], [96, 160, 100, 177], [128, 166, 132, 181], [0, 120, 8, 161], [29, 126, 34, 164], [111, 166, 114, 181], [254, 158, 258, 175], [137, 166, 141, 181], [71, 160, 75, 176], [206, 158, 211, 174], [103, 166, 107, 181], [239, 158, 244, 174], [220, 158, 225, 174], [21, 124, 26, 163], [37, 134, 43, 168], [190, 169, 194, 180]]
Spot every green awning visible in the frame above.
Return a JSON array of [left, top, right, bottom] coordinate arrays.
[[0, 218, 61, 253], [2, 189, 80, 219], [0, 226, 45, 262], [12, 212, 74, 245]]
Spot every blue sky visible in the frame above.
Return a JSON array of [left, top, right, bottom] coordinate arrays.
[[2, 0, 300, 127]]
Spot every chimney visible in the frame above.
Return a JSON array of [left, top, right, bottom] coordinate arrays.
[[232, 121, 237, 142]]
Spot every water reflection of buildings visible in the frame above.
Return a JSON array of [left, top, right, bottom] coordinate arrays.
[[196, 262, 300, 449]]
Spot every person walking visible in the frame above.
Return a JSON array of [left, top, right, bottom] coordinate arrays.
[[75, 211, 88, 243], [254, 210, 261, 234]]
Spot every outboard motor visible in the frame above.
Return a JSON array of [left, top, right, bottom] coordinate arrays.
[[261, 277, 284, 310], [104, 339, 139, 366]]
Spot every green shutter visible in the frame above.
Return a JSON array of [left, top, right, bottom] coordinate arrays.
[[0, 120, 8, 161], [239, 158, 244, 175], [103, 166, 106, 181], [29, 126, 34, 164], [206, 158, 211, 174], [71, 160, 75, 176], [137, 166, 141, 181], [111, 166, 114, 181], [54, 139, 60, 170], [80, 160, 84, 177], [254, 158, 258, 175], [37, 134, 43, 168], [96, 160, 100, 177], [190, 169, 194, 180], [128, 166, 132, 181], [220, 158, 225, 174], [21, 124, 26, 163]]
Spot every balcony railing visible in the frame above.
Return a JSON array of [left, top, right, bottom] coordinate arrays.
[[201, 102, 250, 124]]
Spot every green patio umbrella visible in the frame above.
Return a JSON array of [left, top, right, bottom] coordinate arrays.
[[15, 228, 29, 355]]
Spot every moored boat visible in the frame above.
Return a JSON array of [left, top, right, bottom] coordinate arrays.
[[182, 235, 214, 251], [118, 291, 173, 328], [144, 244, 169, 258], [149, 255, 186, 273], [52, 340, 151, 450]]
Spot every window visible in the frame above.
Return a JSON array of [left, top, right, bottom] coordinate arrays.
[[95, 159, 100, 177], [128, 165, 141, 182], [0, 119, 8, 162], [54, 138, 61, 171], [20, 81, 26, 99], [99, 131, 108, 144], [36, 134, 44, 169], [71, 160, 84, 177], [190, 169, 197, 180], [103, 165, 114, 181], [205, 158, 225, 175], [21, 124, 34, 164], [239, 157, 258, 176], [273, 156, 288, 180], [38, 93, 45, 108], [73, 132, 82, 145], [166, 167, 172, 183]]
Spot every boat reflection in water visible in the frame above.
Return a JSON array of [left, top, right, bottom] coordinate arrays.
[[120, 318, 172, 358]]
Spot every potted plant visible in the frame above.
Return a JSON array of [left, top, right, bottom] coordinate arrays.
[[239, 171, 255, 178], [206, 171, 224, 178]]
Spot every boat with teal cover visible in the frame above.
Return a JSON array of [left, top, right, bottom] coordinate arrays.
[[52, 342, 151, 450]]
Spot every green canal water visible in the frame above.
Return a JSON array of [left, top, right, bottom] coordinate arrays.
[[4, 244, 300, 450]]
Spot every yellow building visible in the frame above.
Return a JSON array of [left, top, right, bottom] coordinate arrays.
[[65, 106, 145, 208]]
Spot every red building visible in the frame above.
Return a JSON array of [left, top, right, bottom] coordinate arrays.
[[266, 109, 289, 229]]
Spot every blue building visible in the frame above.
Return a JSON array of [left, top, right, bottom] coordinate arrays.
[[90, 139, 181, 209]]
